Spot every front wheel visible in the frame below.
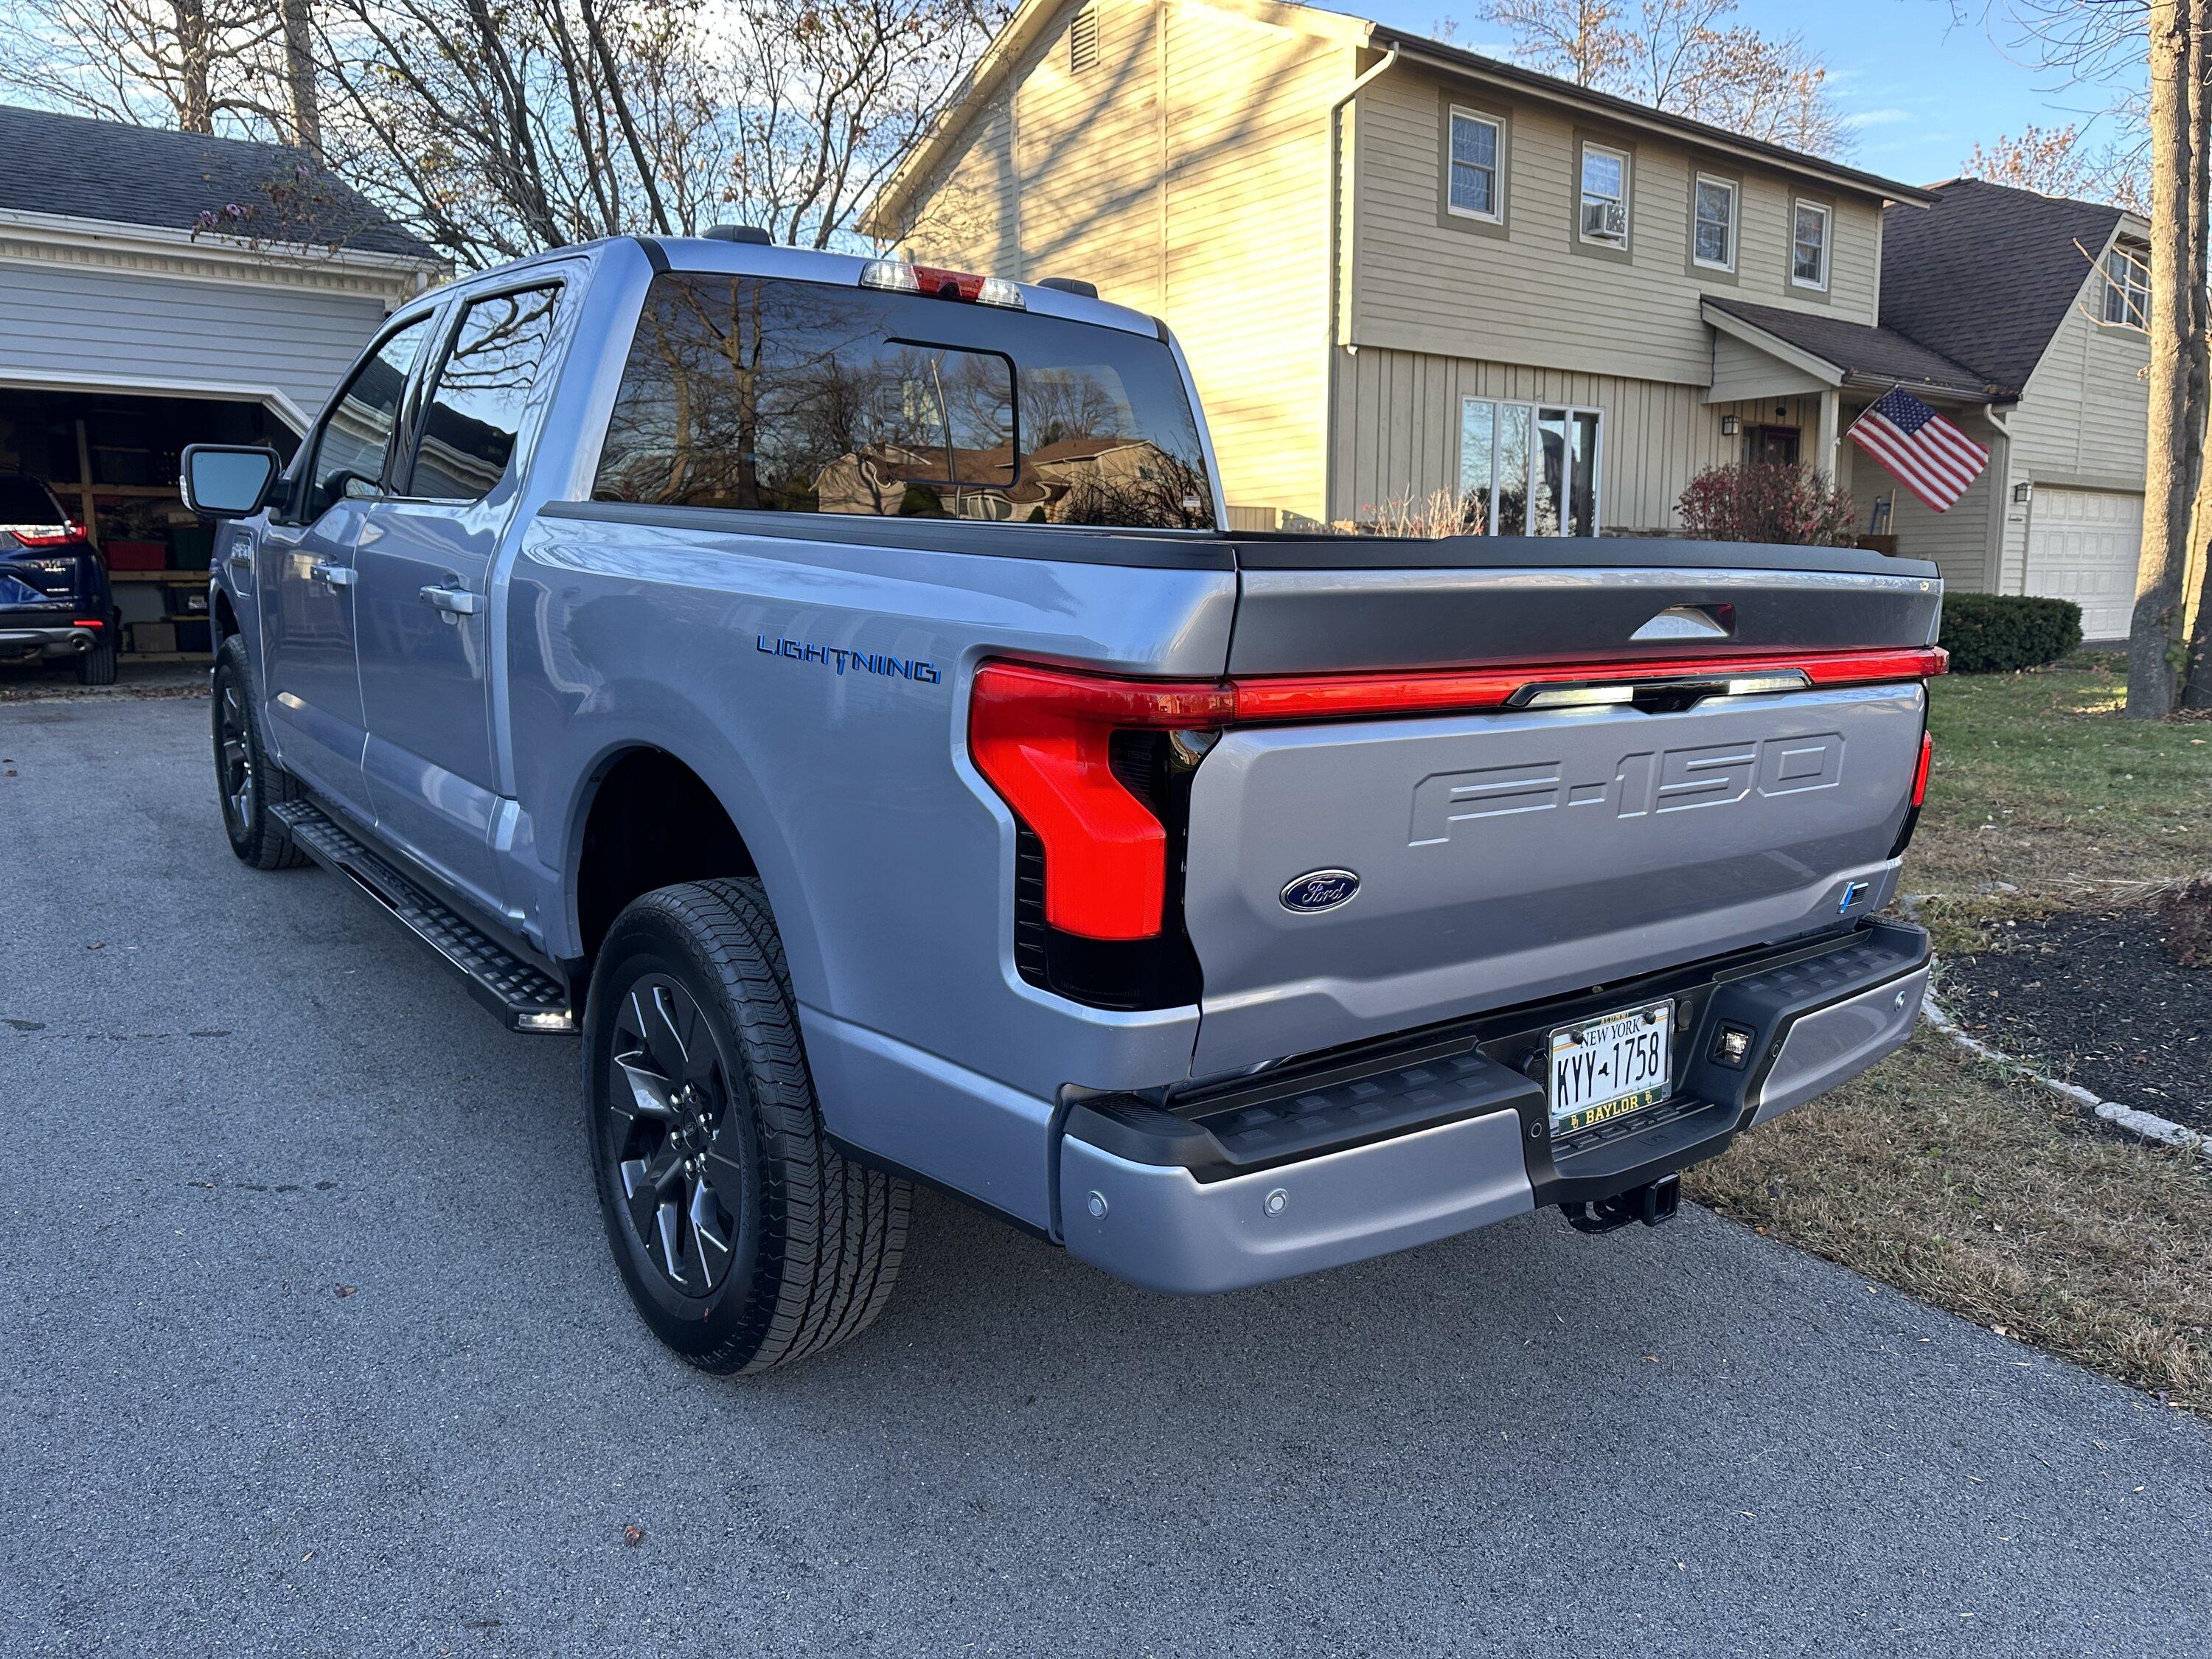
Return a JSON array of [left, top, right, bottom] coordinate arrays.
[[584, 879, 909, 1373], [212, 635, 306, 869]]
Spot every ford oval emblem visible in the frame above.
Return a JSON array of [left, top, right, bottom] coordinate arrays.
[[1280, 869, 1360, 914]]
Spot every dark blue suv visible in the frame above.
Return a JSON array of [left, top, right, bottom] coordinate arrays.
[[0, 473, 116, 685]]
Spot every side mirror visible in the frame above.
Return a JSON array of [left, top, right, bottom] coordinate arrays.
[[181, 444, 282, 520]]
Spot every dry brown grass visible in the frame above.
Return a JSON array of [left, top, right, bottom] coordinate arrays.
[[1691, 1033, 2212, 1415]]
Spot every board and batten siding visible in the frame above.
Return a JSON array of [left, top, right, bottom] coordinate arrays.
[[0, 261, 388, 428], [899, 0, 1351, 524], [1994, 249, 2150, 594], [1332, 344, 1823, 530], [1345, 66, 1883, 386]]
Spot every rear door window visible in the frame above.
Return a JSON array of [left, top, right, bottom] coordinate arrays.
[[592, 274, 1214, 529], [406, 285, 563, 501], [303, 315, 434, 519]]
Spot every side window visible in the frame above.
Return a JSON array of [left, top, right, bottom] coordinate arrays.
[[407, 285, 563, 501], [304, 315, 432, 521], [592, 274, 1214, 529]]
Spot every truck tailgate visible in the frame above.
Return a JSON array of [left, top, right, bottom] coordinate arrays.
[[1183, 540, 1940, 1076]]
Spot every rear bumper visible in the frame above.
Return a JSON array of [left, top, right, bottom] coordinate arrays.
[[1057, 919, 1928, 1293], [0, 622, 99, 660]]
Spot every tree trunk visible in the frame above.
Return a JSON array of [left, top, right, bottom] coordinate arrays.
[[282, 0, 323, 161], [171, 0, 213, 133], [2183, 4, 2212, 705], [2127, 0, 2199, 718]]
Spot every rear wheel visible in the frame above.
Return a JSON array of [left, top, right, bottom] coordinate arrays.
[[585, 879, 909, 1373], [212, 634, 306, 870], [74, 632, 116, 686]]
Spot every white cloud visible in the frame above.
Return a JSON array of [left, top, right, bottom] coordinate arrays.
[[1843, 108, 1914, 131]]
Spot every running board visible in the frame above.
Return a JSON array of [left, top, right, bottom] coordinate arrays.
[[270, 799, 577, 1034]]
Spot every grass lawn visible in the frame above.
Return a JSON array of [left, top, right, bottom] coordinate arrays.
[[1686, 659, 2212, 1416]]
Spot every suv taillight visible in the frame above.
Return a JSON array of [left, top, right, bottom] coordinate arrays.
[[1, 520, 86, 547]]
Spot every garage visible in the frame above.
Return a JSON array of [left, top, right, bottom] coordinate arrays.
[[2023, 485, 2143, 642], [0, 105, 438, 681]]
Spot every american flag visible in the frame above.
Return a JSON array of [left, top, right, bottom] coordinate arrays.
[[1846, 387, 1990, 512]]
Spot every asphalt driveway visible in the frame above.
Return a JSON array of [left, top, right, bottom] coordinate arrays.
[[4, 695, 2211, 1658]]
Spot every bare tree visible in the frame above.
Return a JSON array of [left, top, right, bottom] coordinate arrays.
[[2125, 0, 2207, 719], [1463, 0, 1851, 154], [1963, 122, 2149, 212], [0, 0, 288, 134]]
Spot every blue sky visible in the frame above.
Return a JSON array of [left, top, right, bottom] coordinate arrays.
[[1358, 0, 2146, 188]]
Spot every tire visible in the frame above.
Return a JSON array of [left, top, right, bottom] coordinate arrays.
[[74, 633, 116, 686], [212, 634, 307, 870], [584, 878, 909, 1374]]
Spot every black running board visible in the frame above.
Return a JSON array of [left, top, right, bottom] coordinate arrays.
[[271, 799, 577, 1034]]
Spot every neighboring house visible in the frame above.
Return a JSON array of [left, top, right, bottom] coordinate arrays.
[[0, 105, 441, 661], [867, 0, 2153, 636]]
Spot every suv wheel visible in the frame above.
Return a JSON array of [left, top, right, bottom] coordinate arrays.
[[74, 630, 117, 686], [212, 635, 307, 869], [584, 879, 909, 1373]]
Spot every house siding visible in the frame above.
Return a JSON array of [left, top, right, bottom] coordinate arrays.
[[1333, 344, 1823, 530], [1994, 253, 2150, 592], [902, 0, 1347, 523], [1346, 66, 1883, 386], [0, 260, 386, 426]]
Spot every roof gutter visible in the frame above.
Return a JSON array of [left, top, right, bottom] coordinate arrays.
[[1319, 45, 1399, 526]]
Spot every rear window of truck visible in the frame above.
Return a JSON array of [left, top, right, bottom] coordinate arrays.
[[591, 273, 1216, 530]]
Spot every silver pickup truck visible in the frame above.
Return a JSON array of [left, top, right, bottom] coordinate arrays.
[[182, 232, 1941, 1373]]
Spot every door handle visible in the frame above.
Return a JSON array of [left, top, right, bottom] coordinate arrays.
[[418, 584, 483, 616], [310, 560, 356, 589]]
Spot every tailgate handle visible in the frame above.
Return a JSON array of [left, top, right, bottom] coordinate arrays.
[[1630, 605, 1732, 642]]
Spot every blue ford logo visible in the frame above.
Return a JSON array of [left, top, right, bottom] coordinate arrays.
[[1280, 869, 1360, 914]]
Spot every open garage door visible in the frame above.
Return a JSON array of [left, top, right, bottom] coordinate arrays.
[[2025, 487, 2143, 642]]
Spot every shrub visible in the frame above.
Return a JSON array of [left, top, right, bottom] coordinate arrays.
[[2160, 879, 2212, 970], [1677, 462, 1859, 546], [1936, 593, 2084, 674]]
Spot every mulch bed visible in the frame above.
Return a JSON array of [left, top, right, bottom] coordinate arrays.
[[1941, 906, 2212, 1138]]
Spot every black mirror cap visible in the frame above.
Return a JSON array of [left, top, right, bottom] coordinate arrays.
[[179, 443, 282, 521], [1036, 276, 1099, 299], [704, 224, 773, 245]]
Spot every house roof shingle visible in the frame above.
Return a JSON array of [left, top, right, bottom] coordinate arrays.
[[1703, 295, 1997, 401], [1879, 177, 2127, 397], [0, 103, 436, 262]]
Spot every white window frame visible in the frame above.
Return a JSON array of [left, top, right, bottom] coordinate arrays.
[[2101, 244, 2149, 329], [1457, 396, 1604, 537], [1791, 199, 1831, 291], [1579, 143, 1630, 248], [1446, 106, 1505, 223], [1692, 173, 1736, 272]]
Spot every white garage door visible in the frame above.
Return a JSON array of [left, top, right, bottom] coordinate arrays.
[[2025, 487, 2143, 640]]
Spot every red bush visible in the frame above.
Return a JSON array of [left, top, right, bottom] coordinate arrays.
[[1677, 462, 1861, 546]]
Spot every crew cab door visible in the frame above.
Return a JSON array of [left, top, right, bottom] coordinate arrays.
[[259, 312, 438, 818], [354, 282, 565, 918]]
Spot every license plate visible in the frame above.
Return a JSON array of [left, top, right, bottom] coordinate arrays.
[[1548, 1001, 1673, 1138]]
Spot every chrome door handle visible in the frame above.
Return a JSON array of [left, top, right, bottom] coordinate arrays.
[[309, 560, 356, 589], [418, 584, 483, 616]]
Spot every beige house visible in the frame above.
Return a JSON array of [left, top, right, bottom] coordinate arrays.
[[867, 0, 2154, 635]]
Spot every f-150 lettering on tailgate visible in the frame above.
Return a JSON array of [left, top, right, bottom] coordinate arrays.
[[1409, 732, 1844, 846]]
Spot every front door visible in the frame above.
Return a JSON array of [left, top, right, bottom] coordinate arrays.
[[260, 313, 437, 817], [355, 283, 565, 918], [1750, 425, 1801, 467]]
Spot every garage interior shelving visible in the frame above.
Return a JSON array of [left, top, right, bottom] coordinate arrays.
[[1, 388, 295, 667]]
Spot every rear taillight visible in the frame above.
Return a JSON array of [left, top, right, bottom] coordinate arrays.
[[970, 661, 1230, 939], [1910, 730, 1933, 808], [1, 520, 86, 547]]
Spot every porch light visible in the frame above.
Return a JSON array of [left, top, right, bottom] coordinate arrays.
[[2013, 481, 2032, 504], [1720, 415, 1739, 437]]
